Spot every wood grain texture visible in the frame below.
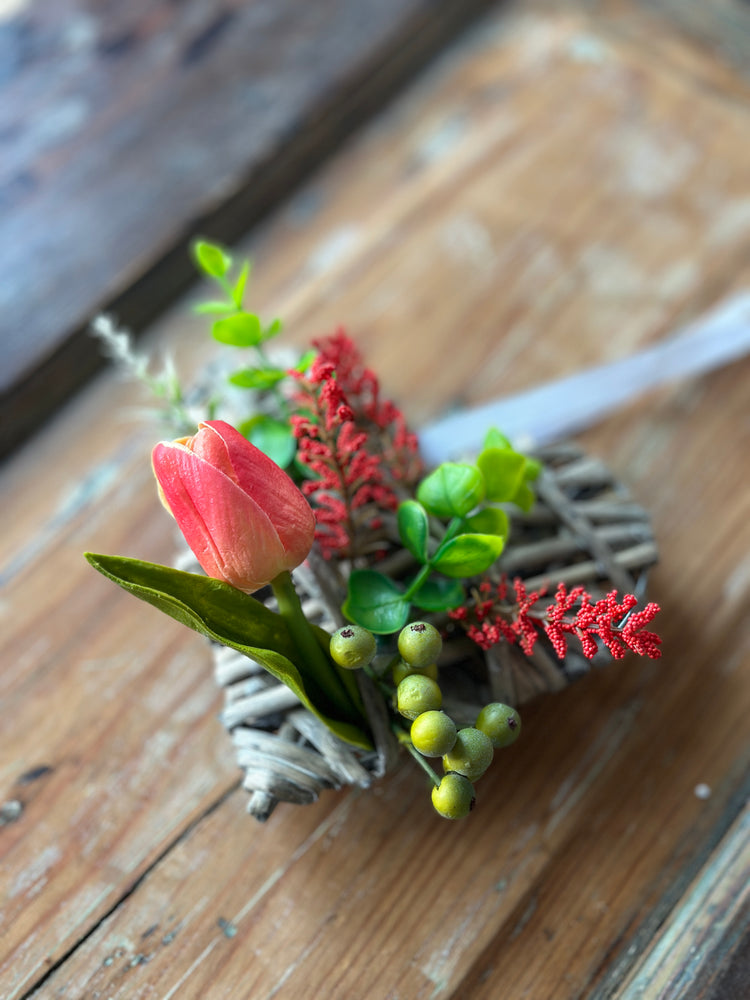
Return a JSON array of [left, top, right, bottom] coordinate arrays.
[[609, 802, 750, 999], [2, 1, 750, 997], [0, 0, 501, 459]]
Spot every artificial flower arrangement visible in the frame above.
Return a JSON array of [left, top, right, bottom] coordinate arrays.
[[87, 242, 662, 820]]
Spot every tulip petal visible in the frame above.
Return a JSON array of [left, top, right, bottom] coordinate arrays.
[[152, 442, 287, 592], [188, 422, 239, 485], [198, 420, 315, 565]]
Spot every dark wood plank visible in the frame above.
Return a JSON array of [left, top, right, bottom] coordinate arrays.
[[0, 0, 501, 460]]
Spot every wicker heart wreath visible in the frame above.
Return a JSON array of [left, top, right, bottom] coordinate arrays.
[[88, 243, 661, 821]]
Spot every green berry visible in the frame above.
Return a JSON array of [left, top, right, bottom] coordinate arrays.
[[397, 621, 442, 668], [391, 657, 438, 687], [411, 711, 457, 757], [431, 773, 475, 819], [396, 674, 442, 720], [329, 625, 376, 670], [476, 703, 522, 748], [442, 727, 494, 781]]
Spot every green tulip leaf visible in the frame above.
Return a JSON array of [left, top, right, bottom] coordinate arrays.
[[397, 500, 429, 562], [417, 462, 485, 520], [432, 533, 506, 578], [476, 447, 526, 503], [342, 570, 410, 635], [212, 313, 263, 347], [193, 240, 232, 278], [410, 577, 465, 613], [85, 554, 370, 748], [464, 506, 509, 538]]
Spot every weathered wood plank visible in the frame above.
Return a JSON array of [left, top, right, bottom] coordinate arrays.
[[0, 0, 502, 459], [622, 0, 750, 80], [605, 802, 750, 1000], [2, 2, 750, 998]]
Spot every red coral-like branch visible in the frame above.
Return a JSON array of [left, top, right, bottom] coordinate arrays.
[[450, 577, 662, 661], [290, 330, 421, 559]]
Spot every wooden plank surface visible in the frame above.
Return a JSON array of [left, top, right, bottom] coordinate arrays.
[[2, 1, 750, 997], [0, 0, 500, 459]]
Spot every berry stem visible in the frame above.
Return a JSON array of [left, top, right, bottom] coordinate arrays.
[[403, 516, 464, 602], [364, 664, 395, 700], [393, 725, 441, 787]]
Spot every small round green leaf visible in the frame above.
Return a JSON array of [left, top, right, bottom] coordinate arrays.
[[432, 533, 505, 578], [417, 463, 485, 519], [410, 577, 465, 612], [342, 570, 410, 635], [212, 313, 262, 347], [397, 500, 429, 562], [240, 415, 296, 468], [476, 448, 526, 503], [194, 240, 232, 278], [464, 507, 509, 539]]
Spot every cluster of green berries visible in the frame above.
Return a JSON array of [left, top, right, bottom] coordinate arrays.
[[330, 621, 522, 820]]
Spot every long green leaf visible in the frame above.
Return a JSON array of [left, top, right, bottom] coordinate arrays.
[[85, 554, 370, 748]]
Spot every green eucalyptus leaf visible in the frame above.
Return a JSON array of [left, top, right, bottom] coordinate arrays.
[[511, 481, 536, 512], [228, 367, 286, 390], [261, 318, 283, 342], [295, 349, 317, 373], [476, 447, 526, 503], [193, 300, 234, 316], [239, 415, 297, 468], [397, 500, 429, 562], [464, 506, 509, 539], [194, 240, 232, 278], [84, 554, 369, 747], [524, 457, 542, 481], [212, 313, 263, 347], [483, 427, 513, 451], [232, 260, 251, 307], [342, 570, 410, 635], [432, 533, 505, 578], [410, 577, 465, 612], [417, 462, 485, 519]]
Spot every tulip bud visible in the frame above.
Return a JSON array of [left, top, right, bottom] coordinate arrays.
[[152, 420, 315, 593]]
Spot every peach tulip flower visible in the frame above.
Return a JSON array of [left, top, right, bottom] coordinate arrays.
[[152, 420, 315, 593]]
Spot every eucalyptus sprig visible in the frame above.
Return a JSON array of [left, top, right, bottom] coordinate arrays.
[[342, 430, 539, 633], [192, 240, 314, 467]]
